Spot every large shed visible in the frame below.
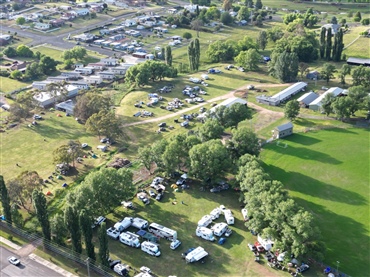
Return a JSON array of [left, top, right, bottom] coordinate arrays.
[[297, 91, 319, 107], [272, 122, 293, 139], [309, 87, 344, 111], [346, 57, 370, 67], [209, 97, 247, 113], [256, 82, 307, 106]]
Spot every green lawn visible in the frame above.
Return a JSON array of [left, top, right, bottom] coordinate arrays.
[[343, 36, 370, 59], [0, 110, 109, 187], [0, 78, 32, 94], [260, 128, 369, 276]]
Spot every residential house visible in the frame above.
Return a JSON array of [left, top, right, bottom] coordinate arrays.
[[61, 71, 82, 80], [306, 71, 320, 80], [272, 122, 293, 139], [100, 29, 110, 35], [101, 58, 118, 66], [73, 33, 95, 42], [33, 85, 79, 108], [74, 63, 84, 69], [109, 66, 128, 75], [61, 13, 75, 21], [76, 3, 88, 8], [55, 99, 75, 115], [0, 34, 11, 41], [98, 71, 116, 80], [34, 22, 51, 31], [124, 19, 137, 27], [74, 66, 94, 75], [115, 2, 128, 8], [60, 5, 72, 10], [49, 19, 65, 28], [46, 76, 69, 83], [87, 63, 105, 70], [90, 4, 103, 13], [32, 81, 52, 90], [84, 75, 103, 85], [109, 34, 125, 41], [75, 9, 90, 16], [67, 80, 89, 90]]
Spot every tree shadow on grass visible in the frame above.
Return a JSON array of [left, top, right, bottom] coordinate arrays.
[[268, 137, 342, 165], [290, 198, 369, 277], [284, 133, 322, 146], [263, 164, 367, 206]]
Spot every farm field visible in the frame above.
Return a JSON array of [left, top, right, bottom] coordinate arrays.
[[260, 128, 369, 276]]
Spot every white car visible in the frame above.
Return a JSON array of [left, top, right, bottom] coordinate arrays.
[[81, 143, 88, 148], [170, 239, 181, 250], [154, 46, 161, 51], [8, 256, 20, 266], [140, 266, 151, 273]]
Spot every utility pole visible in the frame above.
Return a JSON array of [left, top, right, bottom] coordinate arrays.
[[86, 257, 90, 277], [336, 261, 340, 276]]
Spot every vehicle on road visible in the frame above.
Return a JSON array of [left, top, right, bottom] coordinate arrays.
[[8, 256, 20, 266]]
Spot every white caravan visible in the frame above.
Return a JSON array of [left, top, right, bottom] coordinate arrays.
[[131, 217, 148, 229], [197, 215, 212, 227], [148, 223, 177, 241], [114, 217, 133, 232], [241, 208, 249, 221], [211, 222, 228, 237], [106, 227, 120, 239], [141, 241, 161, 257], [257, 235, 274, 251], [196, 227, 215, 241], [114, 263, 130, 276], [209, 207, 221, 220], [224, 209, 234, 225], [185, 246, 208, 263], [119, 232, 141, 248]]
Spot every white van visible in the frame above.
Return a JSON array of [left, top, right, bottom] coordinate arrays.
[[141, 241, 161, 256]]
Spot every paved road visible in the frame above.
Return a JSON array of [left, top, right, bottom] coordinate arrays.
[[0, 246, 62, 277]]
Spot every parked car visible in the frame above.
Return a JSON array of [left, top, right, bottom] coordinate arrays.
[[170, 239, 181, 250], [238, 67, 245, 72], [81, 143, 88, 148], [180, 121, 189, 127], [8, 256, 20, 266], [100, 137, 109, 143], [155, 193, 163, 201], [297, 264, 310, 273], [140, 266, 152, 274], [149, 190, 156, 197], [210, 187, 221, 193], [109, 260, 121, 269], [33, 114, 42, 120], [176, 178, 186, 185], [181, 247, 195, 258], [138, 194, 150, 205], [158, 122, 166, 127], [248, 243, 257, 252], [92, 216, 106, 228], [225, 228, 232, 237]]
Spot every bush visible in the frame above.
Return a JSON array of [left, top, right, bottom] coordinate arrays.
[[7, 235, 13, 241], [361, 18, 370, 25], [354, 16, 361, 22]]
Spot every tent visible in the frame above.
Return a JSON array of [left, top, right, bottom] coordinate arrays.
[[46, 191, 52, 196], [181, 173, 188, 179], [62, 183, 68, 187]]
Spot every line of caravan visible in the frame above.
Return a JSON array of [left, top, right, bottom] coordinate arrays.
[[148, 223, 177, 241]]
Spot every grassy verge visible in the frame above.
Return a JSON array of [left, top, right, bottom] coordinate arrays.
[[260, 127, 370, 276], [0, 228, 28, 246]]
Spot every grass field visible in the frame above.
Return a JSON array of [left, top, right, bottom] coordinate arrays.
[[260, 128, 369, 276], [0, 78, 32, 94]]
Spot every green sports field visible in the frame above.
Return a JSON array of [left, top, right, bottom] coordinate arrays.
[[260, 128, 369, 276]]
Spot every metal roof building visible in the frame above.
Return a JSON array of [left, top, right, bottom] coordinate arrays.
[[347, 57, 370, 67], [297, 91, 319, 106], [309, 87, 344, 111], [209, 97, 247, 113], [256, 82, 307, 106]]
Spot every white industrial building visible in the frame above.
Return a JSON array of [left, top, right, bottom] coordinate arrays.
[[209, 97, 248, 113], [309, 87, 345, 111], [297, 91, 319, 107], [33, 85, 79, 107], [256, 82, 307, 106]]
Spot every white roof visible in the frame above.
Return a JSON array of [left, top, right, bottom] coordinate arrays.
[[297, 91, 319, 105], [309, 87, 343, 106], [271, 82, 307, 101], [210, 97, 247, 113]]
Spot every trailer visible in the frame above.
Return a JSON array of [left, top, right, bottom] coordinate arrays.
[[132, 217, 148, 229], [211, 222, 228, 237], [185, 246, 208, 263], [106, 227, 120, 239], [197, 215, 212, 227], [113, 263, 130, 276], [209, 207, 221, 220], [196, 227, 215, 241], [224, 209, 234, 225], [119, 232, 141, 248], [141, 241, 161, 257], [114, 217, 133, 232], [241, 208, 249, 221]]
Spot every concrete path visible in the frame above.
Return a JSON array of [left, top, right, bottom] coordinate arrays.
[[0, 236, 77, 277]]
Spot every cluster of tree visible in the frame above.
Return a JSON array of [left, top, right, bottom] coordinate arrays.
[[3, 45, 33, 58], [53, 140, 83, 167], [188, 38, 200, 71], [319, 27, 344, 62], [8, 91, 38, 122], [138, 103, 257, 178], [236, 155, 326, 261], [269, 51, 299, 83], [74, 92, 113, 122], [206, 35, 258, 63], [321, 85, 370, 120], [125, 60, 177, 87], [283, 8, 319, 27], [61, 46, 87, 68], [351, 65, 370, 88]]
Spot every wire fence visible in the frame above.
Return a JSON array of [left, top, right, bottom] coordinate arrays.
[[307, 258, 351, 277], [0, 221, 114, 277]]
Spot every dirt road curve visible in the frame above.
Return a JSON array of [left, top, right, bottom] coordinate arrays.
[[122, 83, 287, 127]]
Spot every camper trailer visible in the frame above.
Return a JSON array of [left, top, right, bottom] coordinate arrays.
[[114, 217, 133, 232], [141, 241, 161, 257], [185, 246, 208, 263], [131, 217, 148, 229], [211, 222, 228, 237], [97, 145, 108, 152], [241, 208, 249, 221], [257, 235, 274, 251], [119, 232, 141, 248], [209, 208, 221, 220], [106, 227, 120, 239], [197, 215, 212, 227], [224, 209, 234, 225], [114, 263, 130, 276], [148, 223, 177, 241], [196, 227, 215, 241]]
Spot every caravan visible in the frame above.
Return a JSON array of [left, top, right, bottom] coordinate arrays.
[[148, 223, 177, 241], [257, 235, 274, 251], [113, 263, 130, 276], [196, 227, 215, 241], [209, 207, 221, 220], [211, 222, 228, 237], [106, 227, 120, 239], [185, 246, 208, 263], [224, 209, 234, 225], [131, 217, 148, 229], [141, 241, 161, 257], [197, 215, 212, 227], [119, 232, 141, 248], [114, 217, 133, 232]]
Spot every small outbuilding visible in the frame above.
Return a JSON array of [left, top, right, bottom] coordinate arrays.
[[272, 122, 293, 139]]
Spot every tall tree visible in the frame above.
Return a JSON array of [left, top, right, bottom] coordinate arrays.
[[319, 27, 326, 59], [339, 64, 351, 85], [333, 28, 344, 62], [273, 51, 299, 83], [229, 127, 261, 158], [246, 0, 254, 8], [188, 40, 196, 71], [161, 47, 165, 60], [11, 205, 23, 228], [194, 38, 200, 71], [298, 62, 309, 80], [39, 56, 58, 75], [222, 0, 233, 11], [189, 140, 231, 183], [53, 145, 73, 166], [85, 110, 123, 140], [237, 6, 250, 21], [165, 46, 172, 66], [0, 176, 12, 225], [257, 31, 268, 50], [321, 93, 335, 116], [73, 92, 112, 122], [284, 100, 300, 121], [190, 19, 203, 38], [255, 0, 262, 9], [234, 49, 260, 71], [80, 209, 95, 261], [98, 222, 110, 267], [138, 146, 154, 173], [50, 214, 67, 246], [352, 66, 370, 88], [68, 140, 82, 167], [325, 27, 332, 60], [320, 63, 336, 84], [196, 118, 224, 142], [32, 189, 51, 241], [212, 102, 252, 128], [64, 205, 82, 254]]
